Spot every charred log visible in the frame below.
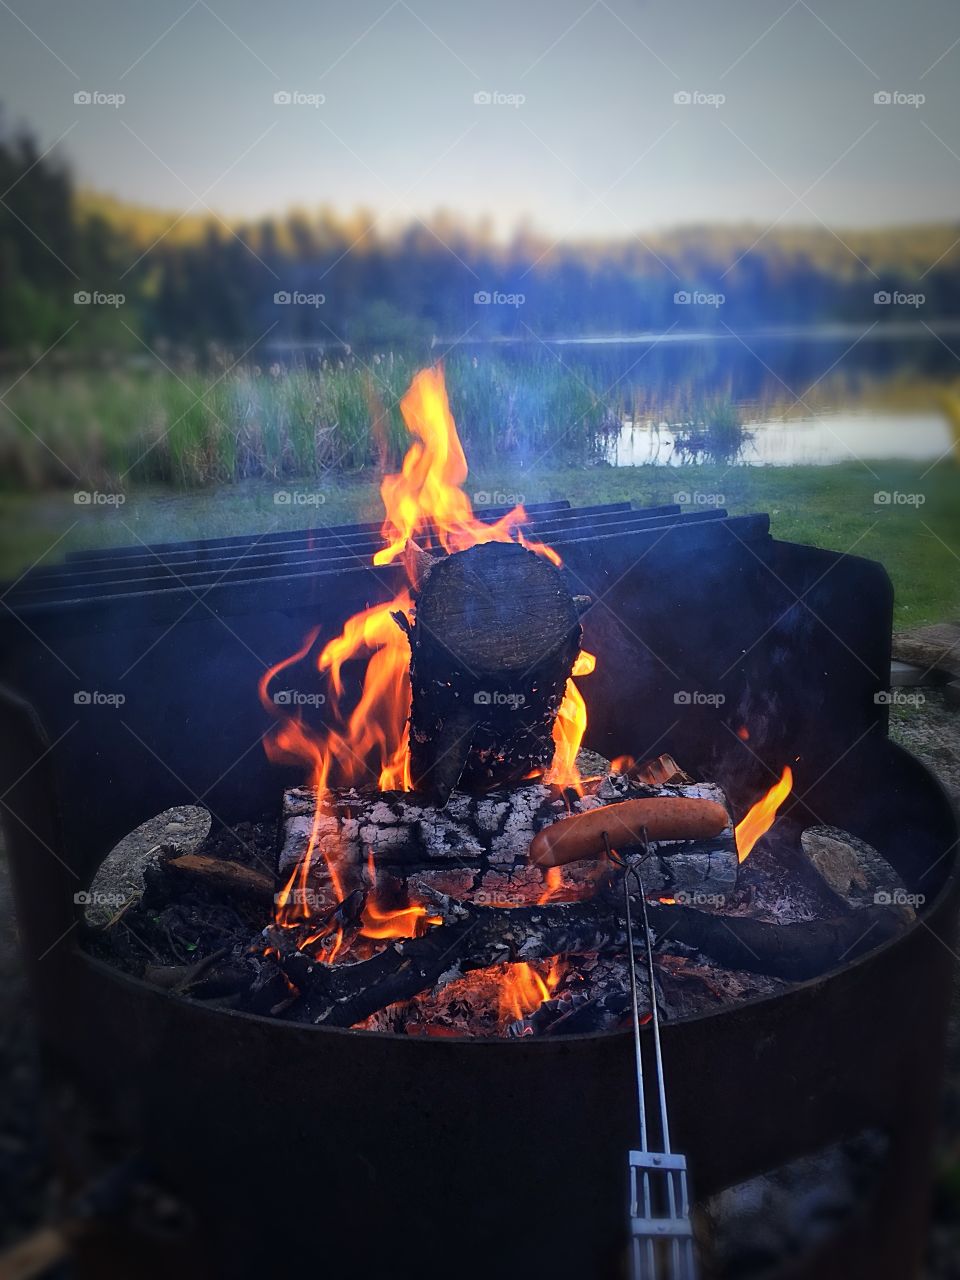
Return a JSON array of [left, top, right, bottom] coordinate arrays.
[[403, 541, 582, 805], [277, 898, 622, 1027], [274, 889, 911, 1026], [642, 900, 912, 982]]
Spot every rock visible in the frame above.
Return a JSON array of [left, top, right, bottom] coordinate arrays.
[[800, 825, 913, 916], [83, 806, 212, 929]]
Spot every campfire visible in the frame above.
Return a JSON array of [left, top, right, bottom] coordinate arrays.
[[2, 361, 957, 1280], [82, 367, 916, 1039]]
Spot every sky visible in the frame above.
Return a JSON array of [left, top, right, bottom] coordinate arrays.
[[1, 0, 959, 237]]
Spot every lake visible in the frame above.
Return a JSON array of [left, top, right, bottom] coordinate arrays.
[[609, 410, 955, 468]]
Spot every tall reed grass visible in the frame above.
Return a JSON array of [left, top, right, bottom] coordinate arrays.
[[0, 352, 744, 491]]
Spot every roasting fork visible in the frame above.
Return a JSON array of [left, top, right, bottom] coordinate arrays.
[[603, 831, 699, 1280]]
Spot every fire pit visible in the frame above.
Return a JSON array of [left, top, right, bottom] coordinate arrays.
[[0, 365, 957, 1279]]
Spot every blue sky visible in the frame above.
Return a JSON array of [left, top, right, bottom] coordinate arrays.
[[2, 0, 959, 235]]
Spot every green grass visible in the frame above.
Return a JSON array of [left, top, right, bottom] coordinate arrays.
[[0, 357, 630, 491], [3, 459, 957, 629]]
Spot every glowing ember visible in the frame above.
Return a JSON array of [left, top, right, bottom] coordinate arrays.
[[735, 765, 794, 862]]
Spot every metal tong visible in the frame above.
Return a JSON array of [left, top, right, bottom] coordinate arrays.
[[603, 829, 698, 1280]]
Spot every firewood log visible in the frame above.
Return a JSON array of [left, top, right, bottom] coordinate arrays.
[[273, 890, 911, 1027], [403, 541, 582, 805]]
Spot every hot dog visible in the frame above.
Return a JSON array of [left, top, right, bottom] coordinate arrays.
[[528, 797, 730, 867]]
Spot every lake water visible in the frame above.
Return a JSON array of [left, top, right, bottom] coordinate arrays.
[[609, 410, 955, 468]]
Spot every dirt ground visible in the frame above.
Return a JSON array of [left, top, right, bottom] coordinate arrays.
[[0, 691, 958, 1274]]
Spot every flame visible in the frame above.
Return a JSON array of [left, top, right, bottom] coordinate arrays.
[[360, 849, 441, 940], [261, 363, 596, 967], [374, 366, 528, 564], [735, 765, 793, 862], [546, 649, 596, 791], [499, 958, 565, 1024]]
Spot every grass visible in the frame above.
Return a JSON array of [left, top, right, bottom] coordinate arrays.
[[3, 459, 957, 630], [0, 356, 630, 491]]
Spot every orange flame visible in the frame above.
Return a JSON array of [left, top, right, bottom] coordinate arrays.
[[499, 958, 566, 1024], [375, 366, 528, 564], [359, 849, 441, 940], [261, 364, 596, 969], [546, 649, 596, 791], [735, 765, 793, 862]]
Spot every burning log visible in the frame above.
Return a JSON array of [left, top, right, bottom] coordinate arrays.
[[278, 774, 739, 908], [275, 897, 623, 1027], [272, 881, 911, 1026], [401, 540, 582, 804]]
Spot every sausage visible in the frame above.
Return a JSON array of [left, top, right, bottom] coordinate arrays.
[[528, 797, 730, 867]]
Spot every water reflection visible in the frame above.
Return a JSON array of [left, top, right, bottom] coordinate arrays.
[[608, 411, 953, 468]]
